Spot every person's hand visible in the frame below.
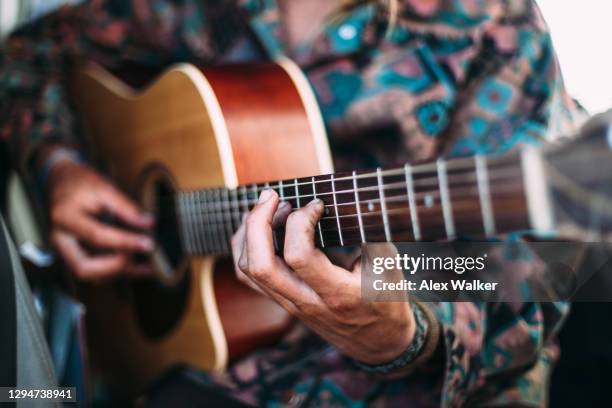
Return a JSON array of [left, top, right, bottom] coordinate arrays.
[[231, 189, 415, 365], [47, 160, 155, 282]]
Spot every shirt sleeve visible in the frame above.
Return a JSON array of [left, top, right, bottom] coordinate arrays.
[[0, 0, 243, 174]]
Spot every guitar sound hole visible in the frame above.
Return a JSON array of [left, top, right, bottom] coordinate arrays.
[[132, 172, 190, 340], [154, 180, 183, 274]]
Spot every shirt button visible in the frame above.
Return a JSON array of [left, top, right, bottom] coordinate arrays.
[[338, 24, 357, 40]]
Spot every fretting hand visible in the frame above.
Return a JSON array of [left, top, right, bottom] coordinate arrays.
[[231, 189, 415, 365]]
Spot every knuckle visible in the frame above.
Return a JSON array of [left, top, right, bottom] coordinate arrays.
[[295, 300, 318, 316], [284, 248, 312, 270], [245, 213, 257, 228], [237, 257, 249, 273], [284, 253, 306, 270], [326, 296, 354, 314], [249, 262, 272, 281]]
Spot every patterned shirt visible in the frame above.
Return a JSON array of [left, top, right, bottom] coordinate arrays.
[[0, 0, 581, 406]]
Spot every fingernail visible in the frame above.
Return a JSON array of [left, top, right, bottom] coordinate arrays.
[[140, 237, 155, 251], [258, 189, 274, 204], [278, 201, 291, 210], [307, 199, 322, 207]]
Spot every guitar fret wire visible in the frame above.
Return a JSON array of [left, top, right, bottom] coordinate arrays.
[[193, 191, 203, 254], [220, 164, 522, 203], [405, 163, 421, 241], [206, 190, 218, 254], [231, 188, 240, 231], [315, 199, 500, 234], [294, 179, 301, 208], [183, 185, 520, 230], [376, 167, 392, 242], [353, 171, 366, 243], [315, 194, 514, 230], [312, 176, 325, 248], [271, 156, 477, 188], [214, 190, 225, 254], [222, 189, 233, 247], [475, 155, 496, 237], [189, 181, 524, 220], [205, 190, 216, 254], [251, 184, 259, 211], [241, 186, 249, 216], [437, 159, 456, 240], [194, 190, 204, 254], [187, 192, 197, 254], [183, 181, 522, 251], [218, 189, 229, 254], [220, 154, 514, 192], [203, 190, 212, 254], [330, 174, 344, 246]]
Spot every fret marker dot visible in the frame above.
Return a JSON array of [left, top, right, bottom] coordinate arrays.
[[424, 195, 434, 208], [368, 202, 375, 212]]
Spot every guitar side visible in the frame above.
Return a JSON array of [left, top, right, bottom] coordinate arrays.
[[69, 60, 332, 396]]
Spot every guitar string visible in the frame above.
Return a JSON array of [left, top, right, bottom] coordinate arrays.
[[174, 160, 521, 252], [172, 167, 521, 246], [169, 164, 521, 219], [179, 181, 522, 253], [178, 183, 521, 229], [157, 153, 518, 211], [184, 193, 514, 254], [164, 161, 520, 211]]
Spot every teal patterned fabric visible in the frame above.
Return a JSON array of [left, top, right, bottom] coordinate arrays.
[[0, 1, 582, 406]]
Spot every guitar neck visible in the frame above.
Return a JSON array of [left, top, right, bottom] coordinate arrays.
[[176, 149, 548, 256]]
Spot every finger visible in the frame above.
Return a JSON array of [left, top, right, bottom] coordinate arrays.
[[125, 262, 156, 278], [98, 185, 154, 229], [231, 215, 249, 274], [231, 219, 260, 293], [244, 190, 320, 306], [284, 199, 355, 298], [51, 230, 129, 281], [60, 211, 154, 252], [245, 189, 280, 264], [232, 216, 300, 305], [272, 201, 292, 228]]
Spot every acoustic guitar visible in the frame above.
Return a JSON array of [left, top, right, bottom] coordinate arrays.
[[70, 59, 612, 396]]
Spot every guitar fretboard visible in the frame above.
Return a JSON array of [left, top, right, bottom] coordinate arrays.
[[174, 152, 532, 256]]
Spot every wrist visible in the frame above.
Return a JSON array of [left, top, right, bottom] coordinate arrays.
[[36, 145, 85, 195], [353, 302, 435, 375]]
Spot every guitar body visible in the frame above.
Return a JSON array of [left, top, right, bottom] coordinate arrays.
[[70, 60, 333, 396]]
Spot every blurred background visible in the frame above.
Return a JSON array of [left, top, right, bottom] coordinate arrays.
[[537, 0, 612, 115], [2, 0, 611, 115]]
